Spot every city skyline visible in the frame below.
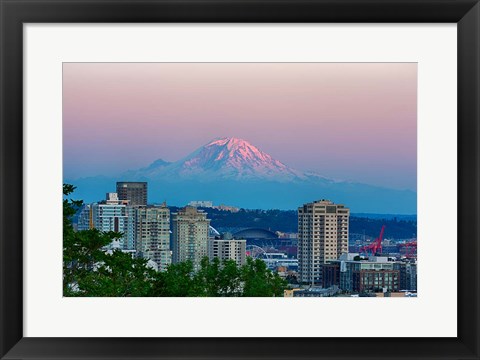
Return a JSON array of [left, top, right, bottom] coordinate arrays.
[[71, 183, 417, 297], [63, 62, 417, 191]]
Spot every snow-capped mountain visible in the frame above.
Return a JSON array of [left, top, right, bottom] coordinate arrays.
[[126, 137, 308, 182], [67, 137, 417, 213]]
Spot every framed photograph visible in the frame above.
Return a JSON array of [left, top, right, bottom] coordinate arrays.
[[1, 0, 479, 359]]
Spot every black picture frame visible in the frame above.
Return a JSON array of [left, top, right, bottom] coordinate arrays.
[[1, 1, 479, 359]]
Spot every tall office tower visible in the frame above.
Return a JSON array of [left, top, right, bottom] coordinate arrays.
[[208, 233, 246, 267], [135, 204, 172, 272], [297, 200, 349, 285], [91, 193, 136, 250], [172, 206, 210, 270], [116, 182, 148, 206]]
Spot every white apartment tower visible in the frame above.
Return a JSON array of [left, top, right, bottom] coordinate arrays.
[[172, 206, 210, 270], [135, 204, 172, 272], [298, 200, 349, 285]]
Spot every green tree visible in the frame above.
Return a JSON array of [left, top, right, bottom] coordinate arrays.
[[193, 257, 222, 296], [241, 257, 287, 297], [64, 184, 288, 297], [76, 252, 156, 297], [191, 257, 243, 297], [63, 184, 156, 297], [152, 260, 197, 297], [217, 259, 242, 296]]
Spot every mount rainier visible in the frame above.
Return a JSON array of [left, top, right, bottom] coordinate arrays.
[[66, 137, 416, 214]]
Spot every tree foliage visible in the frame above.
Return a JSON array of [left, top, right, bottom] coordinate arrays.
[[63, 184, 157, 296], [63, 185, 287, 297]]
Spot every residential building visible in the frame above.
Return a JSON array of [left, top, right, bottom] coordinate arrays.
[[208, 233, 246, 266], [352, 268, 400, 293], [323, 263, 341, 288], [77, 204, 93, 231], [188, 200, 213, 208], [91, 193, 135, 250], [116, 181, 147, 206], [325, 254, 400, 293], [394, 261, 417, 291], [407, 262, 417, 291], [297, 199, 349, 285], [172, 206, 210, 270], [135, 204, 172, 271]]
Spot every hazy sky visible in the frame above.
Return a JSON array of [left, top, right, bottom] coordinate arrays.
[[63, 63, 417, 191]]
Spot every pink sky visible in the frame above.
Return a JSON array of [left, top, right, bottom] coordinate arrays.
[[63, 63, 417, 190]]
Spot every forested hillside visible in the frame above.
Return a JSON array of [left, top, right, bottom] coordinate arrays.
[[168, 207, 417, 239]]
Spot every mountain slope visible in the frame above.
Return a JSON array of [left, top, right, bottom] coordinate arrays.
[[66, 137, 417, 213], [126, 137, 306, 182]]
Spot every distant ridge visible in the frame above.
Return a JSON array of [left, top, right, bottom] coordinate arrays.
[[351, 213, 417, 221], [66, 137, 417, 214]]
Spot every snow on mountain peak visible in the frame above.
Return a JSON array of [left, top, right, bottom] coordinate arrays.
[[184, 137, 293, 176], [204, 137, 273, 163], [140, 137, 306, 181]]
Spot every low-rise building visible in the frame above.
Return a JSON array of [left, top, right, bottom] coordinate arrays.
[[292, 285, 340, 297], [208, 233, 246, 266], [188, 200, 213, 208], [324, 253, 400, 293]]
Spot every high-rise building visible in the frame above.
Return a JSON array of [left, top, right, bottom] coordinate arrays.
[[91, 193, 135, 250], [407, 262, 417, 291], [208, 233, 246, 266], [298, 199, 349, 285], [172, 206, 210, 270], [135, 204, 172, 271], [116, 182, 147, 206], [77, 204, 93, 231], [394, 261, 417, 291]]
